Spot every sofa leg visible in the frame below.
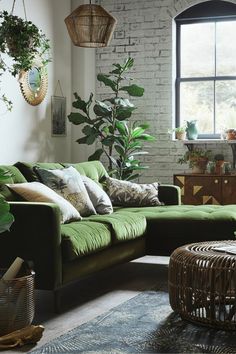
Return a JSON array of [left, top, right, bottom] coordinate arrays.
[[54, 290, 62, 313]]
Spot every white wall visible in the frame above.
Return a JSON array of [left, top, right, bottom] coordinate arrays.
[[0, 0, 72, 164], [70, 0, 96, 163]]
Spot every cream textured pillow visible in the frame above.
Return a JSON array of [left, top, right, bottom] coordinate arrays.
[[104, 177, 163, 207], [81, 175, 113, 214], [7, 182, 81, 224], [35, 166, 96, 217]]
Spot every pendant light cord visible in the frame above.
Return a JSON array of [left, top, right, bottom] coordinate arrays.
[[11, 0, 27, 20]]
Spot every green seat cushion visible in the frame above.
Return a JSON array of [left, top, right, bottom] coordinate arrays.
[[116, 205, 236, 252], [0, 166, 27, 200], [61, 221, 111, 261], [62, 161, 108, 188], [14, 162, 64, 182], [85, 211, 146, 244]]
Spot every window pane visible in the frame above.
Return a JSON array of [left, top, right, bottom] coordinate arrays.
[[216, 80, 236, 132], [180, 81, 214, 134], [181, 23, 215, 77], [216, 21, 236, 76]]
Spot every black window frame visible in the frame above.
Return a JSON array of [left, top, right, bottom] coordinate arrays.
[[175, 1, 236, 139]]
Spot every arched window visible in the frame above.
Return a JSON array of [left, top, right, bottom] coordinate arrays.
[[175, 1, 236, 138]]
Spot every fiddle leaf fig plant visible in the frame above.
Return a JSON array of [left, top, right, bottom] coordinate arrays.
[[68, 57, 155, 181], [0, 10, 51, 111]]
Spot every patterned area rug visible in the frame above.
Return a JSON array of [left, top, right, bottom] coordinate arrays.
[[30, 284, 236, 353]]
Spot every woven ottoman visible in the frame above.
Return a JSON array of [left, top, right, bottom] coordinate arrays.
[[168, 241, 236, 330]]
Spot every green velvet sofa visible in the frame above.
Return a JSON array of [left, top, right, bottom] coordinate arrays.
[[0, 160, 236, 311]]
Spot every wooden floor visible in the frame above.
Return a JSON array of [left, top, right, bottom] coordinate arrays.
[[7, 255, 169, 353]]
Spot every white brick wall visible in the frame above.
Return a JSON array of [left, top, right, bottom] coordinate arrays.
[[96, 0, 236, 183]]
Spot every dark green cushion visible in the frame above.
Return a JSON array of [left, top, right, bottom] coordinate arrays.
[[61, 221, 111, 261], [14, 162, 64, 182], [85, 211, 146, 244], [0, 166, 27, 200]]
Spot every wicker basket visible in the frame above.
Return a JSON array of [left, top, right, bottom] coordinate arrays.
[[0, 269, 35, 336], [169, 241, 236, 330]]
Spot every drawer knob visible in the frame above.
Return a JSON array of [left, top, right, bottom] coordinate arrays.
[[214, 179, 219, 184], [224, 180, 228, 184]]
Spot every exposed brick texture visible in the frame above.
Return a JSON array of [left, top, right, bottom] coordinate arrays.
[[96, 0, 235, 184]]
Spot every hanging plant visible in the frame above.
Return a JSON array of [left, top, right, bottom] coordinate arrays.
[[0, 9, 51, 111]]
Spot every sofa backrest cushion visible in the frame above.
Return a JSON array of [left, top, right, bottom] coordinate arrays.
[[0, 165, 27, 200], [62, 161, 108, 188], [14, 162, 64, 182]]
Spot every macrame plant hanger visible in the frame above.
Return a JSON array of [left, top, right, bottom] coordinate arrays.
[[11, 0, 27, 20]]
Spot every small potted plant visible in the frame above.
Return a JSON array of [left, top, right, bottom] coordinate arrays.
[[225, 129, 236, 140], [178, 148, 212, 174], [169, 126, 186, 140], [0, 11, 51, 110]]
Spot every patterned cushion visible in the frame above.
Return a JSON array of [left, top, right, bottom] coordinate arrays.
[[104, 177, 163, 207], [35, 166, 96, 217], [81, 175, 113, 215], [7, 182, 81, 224]]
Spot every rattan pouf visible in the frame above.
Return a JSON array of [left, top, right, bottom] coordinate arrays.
[[168, 241, 236, 330]]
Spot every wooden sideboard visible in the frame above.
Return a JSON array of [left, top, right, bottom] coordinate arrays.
[[174, 173, 236, 205]]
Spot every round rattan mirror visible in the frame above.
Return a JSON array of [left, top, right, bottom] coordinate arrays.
[[19, 67, 48, 106]]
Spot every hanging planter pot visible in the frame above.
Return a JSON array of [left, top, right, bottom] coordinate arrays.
[[0, 1, 51, 110]]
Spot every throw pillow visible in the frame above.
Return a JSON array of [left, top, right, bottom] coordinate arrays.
[[81, 175, 113, 215], [7, 182, 81, 224], [35, 166, 96, 217], [104, 177, 163, 207]]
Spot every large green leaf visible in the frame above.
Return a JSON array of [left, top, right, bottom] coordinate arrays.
[[88, 149, 104, 161], [102, 136, 115, 146], [131, 126, 146, 138], [82, 125, 96, 136], [115, 121, 128, 135], [73, 93, 87, 113], [94, 101, 112, 117], [68, 112, 89, 125], [97, 74, 116, 92], [120, 84, 144, 97], [114, 145, 125, 156], [86, 133, 99, 145], [123, 58, 134, 71], [0, 199, 14, 234], [0, 168, 12, 180], [116, 107, 135, 120], [137, 134, 156, 141]]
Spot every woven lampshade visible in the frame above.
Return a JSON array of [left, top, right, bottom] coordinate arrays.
[[64, 4, 117, 48]]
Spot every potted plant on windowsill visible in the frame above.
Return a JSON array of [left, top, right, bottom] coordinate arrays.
[[178, 148, 212, 174], [0, 11, 51, 111], [169, 126, 186, 140]]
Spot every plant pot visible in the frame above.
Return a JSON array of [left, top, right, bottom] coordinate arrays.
[[226, 131, 236, 140], [176, 131, 186, 140], [191, 158, 208, 174]]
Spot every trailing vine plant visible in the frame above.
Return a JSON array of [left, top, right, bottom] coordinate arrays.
[[68, 57, 155, 181]]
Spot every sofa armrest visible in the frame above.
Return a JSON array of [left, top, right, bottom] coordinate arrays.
[[158, 184, 181, 205], [0, 202, 62, 291]]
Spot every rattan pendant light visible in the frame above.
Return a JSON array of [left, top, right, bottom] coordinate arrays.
[[64, 1, 117, 48]]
